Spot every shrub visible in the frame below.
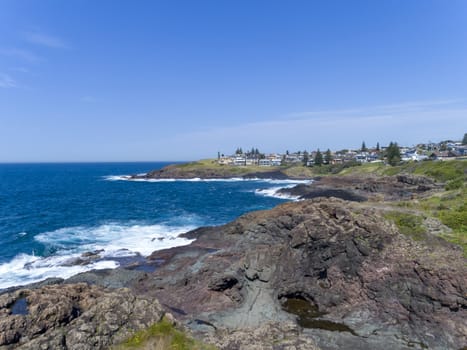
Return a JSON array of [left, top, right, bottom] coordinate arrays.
[[445, 177, 464, 191]]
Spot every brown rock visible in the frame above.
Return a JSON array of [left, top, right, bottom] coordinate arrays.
[[136, 198, 466, 350], [0, 283, 165, 349]]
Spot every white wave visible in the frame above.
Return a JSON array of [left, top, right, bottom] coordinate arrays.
[[103, 175, 132, 181], [35, 223, 195, 257], [0, 223, 195, 290], [103, 175, 312, 184], [255, 185, 301, 200], [0, 253, 119, 290], [17, 232, 27, 237]]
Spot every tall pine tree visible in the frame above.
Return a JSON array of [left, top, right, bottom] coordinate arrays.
[[302, 151, 309, 166], [386, 142, 401, 166], [314, 149, 323, 166], [324, 149, 332, 164]]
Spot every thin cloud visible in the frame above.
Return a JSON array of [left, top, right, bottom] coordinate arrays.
[[23, 31, 69, 49], [0, 73, 17, 88], [0, 48, 41, 62], [162, 100, 467, 155], [287, 99, 466, 120]]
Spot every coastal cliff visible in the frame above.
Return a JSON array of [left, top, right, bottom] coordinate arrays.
[[1, 163, 466, 349]]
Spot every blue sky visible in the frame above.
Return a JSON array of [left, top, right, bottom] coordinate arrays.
[[0, 0, 466, 162]]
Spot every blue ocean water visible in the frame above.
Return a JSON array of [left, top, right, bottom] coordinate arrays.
[[0, 162, 306, 289]]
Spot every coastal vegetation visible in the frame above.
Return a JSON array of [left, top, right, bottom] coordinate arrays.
[[345, 160, 467, 254], [115, 317, 216, 350], [383, 211, 426, 241]]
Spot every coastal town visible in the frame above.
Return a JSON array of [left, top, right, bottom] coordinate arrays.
[[217, 135, 467, 167]]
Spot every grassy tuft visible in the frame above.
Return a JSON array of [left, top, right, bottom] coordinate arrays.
[[383, 211, 426, 241], [114, 317, 216, 350]]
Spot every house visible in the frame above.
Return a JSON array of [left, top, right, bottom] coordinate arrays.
[[429, 151, 457, 161], [402, 150, 428, 162], [233, 156, 246, 166], [218, 157, 233, 165], [453, 145, 467, 156], [354, 153, 368, 163]]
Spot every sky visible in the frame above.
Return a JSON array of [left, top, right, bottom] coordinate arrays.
[[0, 0, 466, 162]]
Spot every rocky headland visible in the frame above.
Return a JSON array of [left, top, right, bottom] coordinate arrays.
[[1, 170, 466, 349], [131, 161, 314, 180]]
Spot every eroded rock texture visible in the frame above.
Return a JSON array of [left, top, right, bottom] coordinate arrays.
[[0, 283, 165, 349], [1, 197, 465, 350], [141, 198, 466, 350]]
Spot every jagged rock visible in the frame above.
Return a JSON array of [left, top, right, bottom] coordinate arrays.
[[279, 174, 440, 201], [3, 194, 464, 350], [0, 283, 166, 349], [138, 198, 466, 350]]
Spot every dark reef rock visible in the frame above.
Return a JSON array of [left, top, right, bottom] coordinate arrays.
[[279, 174, 440, 201], [137, 198, 466, 350]]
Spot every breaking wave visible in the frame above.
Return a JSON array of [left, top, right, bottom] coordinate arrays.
[[0, 223, 194, 290]]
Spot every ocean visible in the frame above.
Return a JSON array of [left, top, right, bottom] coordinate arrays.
[[0, 162, 307, 290]]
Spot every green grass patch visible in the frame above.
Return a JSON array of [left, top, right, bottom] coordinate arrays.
[[408, 185, 467, 255], [338, 162, 388, 176], [383, 160, 467, 182], [383, 211, 426, 241], [445, 177, 464, 190], [337, 160, 467, 182], [115, 317, 216, 350]]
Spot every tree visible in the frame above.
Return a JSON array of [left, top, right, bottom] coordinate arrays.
[[302, 150, 309, 166], [376, 142, 380, 152], [235, 147, 243, 155], [462, 133, 467, 145], [386, 142, 401, 166], [361, 141, 367, 152], [324, 149, 333, 164], [314, 149, 323, 166]]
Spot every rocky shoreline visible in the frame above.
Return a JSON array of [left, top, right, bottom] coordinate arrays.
[[278, 174, 442, 202], [1, 174, 466, 349]]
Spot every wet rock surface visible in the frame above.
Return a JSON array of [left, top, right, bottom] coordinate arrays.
[[137, 198, 466, 350]]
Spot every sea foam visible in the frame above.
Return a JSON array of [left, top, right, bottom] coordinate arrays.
[[0, 223, 194, 290], [254, 185, 301, 200], [104, 175, 311, 184]]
